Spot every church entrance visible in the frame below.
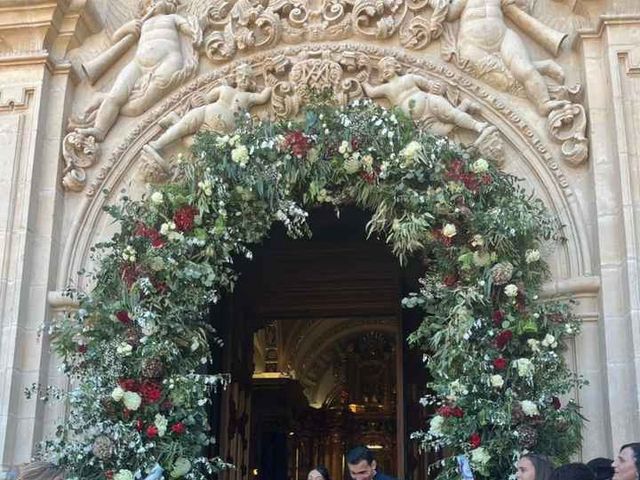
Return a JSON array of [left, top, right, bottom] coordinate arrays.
[[210, 207, 430, 480]]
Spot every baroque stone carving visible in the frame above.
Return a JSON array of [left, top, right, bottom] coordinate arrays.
[[62, 0, 202, 191], [139, 63, 273, 182]]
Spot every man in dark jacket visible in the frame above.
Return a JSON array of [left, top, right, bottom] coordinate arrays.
[[346, 446, 398, 480]]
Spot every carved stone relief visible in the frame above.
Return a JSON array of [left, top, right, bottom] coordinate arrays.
[[60, 0, 592, 193]]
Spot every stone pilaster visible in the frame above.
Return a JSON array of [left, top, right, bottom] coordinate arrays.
[[0, 0, 99, 472], [580, 12, 640, 455]]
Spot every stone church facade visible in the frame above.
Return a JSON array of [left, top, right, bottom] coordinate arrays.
[[0, 0, 639, 474]]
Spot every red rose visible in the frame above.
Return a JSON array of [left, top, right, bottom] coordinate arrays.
[[135, 419, 144, 432], [451, 406, 464, 418], [551, 396, 561, 410], [119, 378, 139, 392], [469, 432, 482, 449], [140, 381, 163, 404], [115, 310, 131, 324], [492, 310, 505, 327], [105, 471, 114, 480], [284, 131, 312, 158], [171, 422, 186, 435], [173, 205, 199, 232], [436, 405, 453, 417], [443, 274, 458, 288], [493, 357, 508, 370], [146, 425, 158, 438], [495, 330, 513, 349]]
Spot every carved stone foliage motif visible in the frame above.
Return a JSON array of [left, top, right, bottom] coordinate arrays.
[[135, 49, 504, 183]]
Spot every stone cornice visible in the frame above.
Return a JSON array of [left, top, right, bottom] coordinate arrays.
[[578, 13, 640, 38], [0, 0, 100, 69]]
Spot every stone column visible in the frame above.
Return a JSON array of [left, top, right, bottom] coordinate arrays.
[[0, 0, 99, 472], [580, 12, 640, 455]]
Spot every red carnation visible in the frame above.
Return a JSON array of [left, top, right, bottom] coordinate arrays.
[[359, 170, 377, 184], [171, 422, 186, 435], [140, 381, 163, 404], [115, 310, 131, 324], [149, 230, 165, 249], [173, 205, 198, 232], [284, 131, 312, 158], [469, 432, 482, 449], [551, 396, 561, 410], [119, 378, 139, 392], [443, 274, 458, 288], [492, 310, 505, 327], [451, 406, 464, 418], [461, 173, 479, 192], [493, 357, 508, 370], [436, 405, 452, 417], [495, 330, 513, 349], [447, 159, 465, 179], [146, 425, 158, 438]]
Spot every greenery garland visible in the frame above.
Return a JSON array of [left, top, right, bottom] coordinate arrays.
[[45, 99, 584, 480]]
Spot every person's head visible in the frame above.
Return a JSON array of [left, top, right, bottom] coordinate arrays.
[[516, 454, 554, 480], [235, 64, 256, 91], [551, 463, 596, 480], [378, 57, 401, 82], [587, 458, 614, 480], [346, 446, 376, 480], [140, 0, 179, 16], [613, 443, 640, 480], [308, 465, 331, 480], [17, 462, 64, 480]]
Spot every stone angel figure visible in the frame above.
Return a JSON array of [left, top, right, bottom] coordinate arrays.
[[76, 0, 202, 141], [139, 64, 273, 182], [441, 0, 569, 115]]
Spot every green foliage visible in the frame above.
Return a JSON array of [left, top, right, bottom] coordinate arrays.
[[45, 100, 583, 480]]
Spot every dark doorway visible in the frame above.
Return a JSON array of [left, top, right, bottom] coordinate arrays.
[[211, 206, 430, 480]]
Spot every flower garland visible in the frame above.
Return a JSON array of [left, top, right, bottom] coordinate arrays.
[[46, 99, 583, 480]]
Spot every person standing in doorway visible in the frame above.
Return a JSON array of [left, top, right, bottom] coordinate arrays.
[[346, 446, 398, 480]]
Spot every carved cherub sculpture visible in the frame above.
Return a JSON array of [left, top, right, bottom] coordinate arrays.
[[77, 0, 202, 141], [362, 57, 493, 137], [139, 64, 272, 180], [447, 0, 568, 115]]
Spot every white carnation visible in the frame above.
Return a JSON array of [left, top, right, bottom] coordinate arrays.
[[471, 447, 491, 465], [231, 145, 249, 166], [527, 339, 541, 353], [541, 333, 557, 348], [429, 415, 445, 436], [525, 249, 541, 264], [150, 192, 164, 204], [113, 470, 134, 480], [155, 414, 168, 437], [400, 141, 421, 160], [471, 158, 489, 173], [504, 284, 519, 297], [514, 358, 534, 377], [490, 374, 504, 388], [111, 386, 125, 402], [116, 342, 133, 357], [520, 400, 539, 416], [123, 391, 142, 411], [442, 223, 457, 238]]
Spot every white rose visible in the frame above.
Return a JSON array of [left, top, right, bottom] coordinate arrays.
[[231, 145, 249, 166], [111, 386, 125, 402], [527, 339, 541, 353], [471, 447, 491, 465], [338, 141, 351, 155], [123, 391, 142, 411], [141, 320, 157, 337], [116, 342, 133, 357], [150, 192, 164, 204], [541, 334, 557, 348], [429, 415, 445, 436], [525, 249, 541, 264], [170, 458, 192, 478], [155, 414, 168, 437], [442, 223, 457, 238], [504, 284, 519, 297], [514, 358, 534, 377], [471, 234, 484, 247], [520, 400, 539, 416], [113, 470, 134, 480], [471, 158, 489, 173], [490, 374, 504, 388], [400, 141, 421, 160]]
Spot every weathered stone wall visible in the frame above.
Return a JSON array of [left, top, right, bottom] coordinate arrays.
[[0, 0, 638, 472]]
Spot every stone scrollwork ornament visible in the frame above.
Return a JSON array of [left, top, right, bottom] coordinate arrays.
[[61, 132, 99, 192], [546, 103, 588, 166]]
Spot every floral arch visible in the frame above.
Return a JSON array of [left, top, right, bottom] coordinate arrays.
[[48, 99, 583, 480]]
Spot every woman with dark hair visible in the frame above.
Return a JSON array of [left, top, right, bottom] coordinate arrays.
[[587, 457, 614, 480], [516, 453, 554, 480], [612, 443, 640, 480], [308, 465, 331, 480], [551, 463, 596, 480]]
